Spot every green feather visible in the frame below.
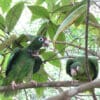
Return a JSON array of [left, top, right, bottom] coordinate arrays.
[[2, 36, 46, 96], [66, 56, 98, 82]]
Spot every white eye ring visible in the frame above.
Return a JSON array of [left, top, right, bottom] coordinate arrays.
[[38, 37, 44, 42]]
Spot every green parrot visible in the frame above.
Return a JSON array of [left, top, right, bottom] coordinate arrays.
[[2, 35, 49, 96], [66, 56, 98, 81]]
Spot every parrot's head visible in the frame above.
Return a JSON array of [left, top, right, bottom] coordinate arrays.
[[29, 35, 49, 50], [70, 62, 81, 76], [34, 36, 49, 48], [28, 36, 49, 56]]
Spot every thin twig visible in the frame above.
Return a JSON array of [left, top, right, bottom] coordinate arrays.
[[85, 0, 91, 84], [85, 0, 97, 99], [77, 94, 100, 97], [89, 21, 100, 28], [93, 0, 100, 9], [55, 41, 99, 57], [24, 89, 29, 100]]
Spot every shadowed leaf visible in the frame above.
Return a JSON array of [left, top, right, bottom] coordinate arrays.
[[6, 2, 24, 33]]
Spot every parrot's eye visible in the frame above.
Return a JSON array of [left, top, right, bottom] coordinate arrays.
[[38, 37, 44, 42]]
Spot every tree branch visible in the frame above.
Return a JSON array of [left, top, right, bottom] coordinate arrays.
[[0, 79, 100, 100], [89, 21, 100, 28], [0, 81, 81, 92], [46, 79, 100, 100], [85, 0, 97, 99], [55, 41, 99, 58], [93, 0, 100, 9]]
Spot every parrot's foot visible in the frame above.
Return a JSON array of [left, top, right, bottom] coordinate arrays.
[[30, 80, 37, 86], [11, 81, 17, 90]]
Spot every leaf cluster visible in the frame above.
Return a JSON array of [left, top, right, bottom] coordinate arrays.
[[0, 0, 99, 99]]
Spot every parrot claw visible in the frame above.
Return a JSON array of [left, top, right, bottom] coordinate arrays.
[[11, 81, 17, 90], [30, 80, 37, 86]]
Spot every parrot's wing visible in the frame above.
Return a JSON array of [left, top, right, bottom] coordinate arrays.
[[33, 56, 42, 74], [66, 58, 74, 76], [6, 48, 21, 76], [88, 58, 98, 80]]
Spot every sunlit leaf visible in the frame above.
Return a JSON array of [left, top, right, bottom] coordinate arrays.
[[6, 2, 24, 33], [47, 22, 57, 39], [12, 34, 35, 48], [55, 33, 66, 55], [35, 0, 44, 5], [75, 13, 98, 27], [96, 32, 100, 46], [33, 66, 48, 82], [0, 0, 12, 12], [0, 15, 5, 31], [53, 4, 86, 42], [33, 67, 48, 96], [0, 94, 12, 100], [42, 51, 61, 67], [89, 13, 98, 24], [2, 53, 10, 70], [28, 5, 49, 19], [45, 0, 56, 11], [31, 14, 40, 21], [74, 12, 85, 26], [0, 34, 17, 50], [37, 22, 48, 35], [61, 0, 70, 5]]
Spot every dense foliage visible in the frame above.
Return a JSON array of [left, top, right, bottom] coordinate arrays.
[[0, 0, 100, 99]]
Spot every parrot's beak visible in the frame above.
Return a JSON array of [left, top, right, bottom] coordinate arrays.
[[43, 38, 49, 47], [71, 68, 77, 76]]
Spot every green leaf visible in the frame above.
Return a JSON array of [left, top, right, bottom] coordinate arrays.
[[0, 15, 5, 31], [0, 0, 12, 12], [45, 0, 56, 11], [54, 4, 86, 42], [16, 34, 34, 43], [48, 23, 65, 55], [37, 22, 48, 35], [35, 0, 44, 5], [42, 51, 61, 67], [31, 14, 40, 21], [61, 0, 70, 5], [28, 5, 49, 19], [89, 13, 98, 24], [55, 33, 66, 55], [53, 5, 73, 14], [0, 94, 12, 100], [75, 12, 98, 27], [5, 2, 24, 33], [47, 22, 57, 40], [74, 12, 85, 26], [69, 0, 87, 13], [12, 34, 35, 48], [53, 1, 86, 19], [96, 30, 100, 46], [33, 66, 48, 82], [0, 34, 17, 50], [33, 67, 48, 96], [3, 53, 10, 70]]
